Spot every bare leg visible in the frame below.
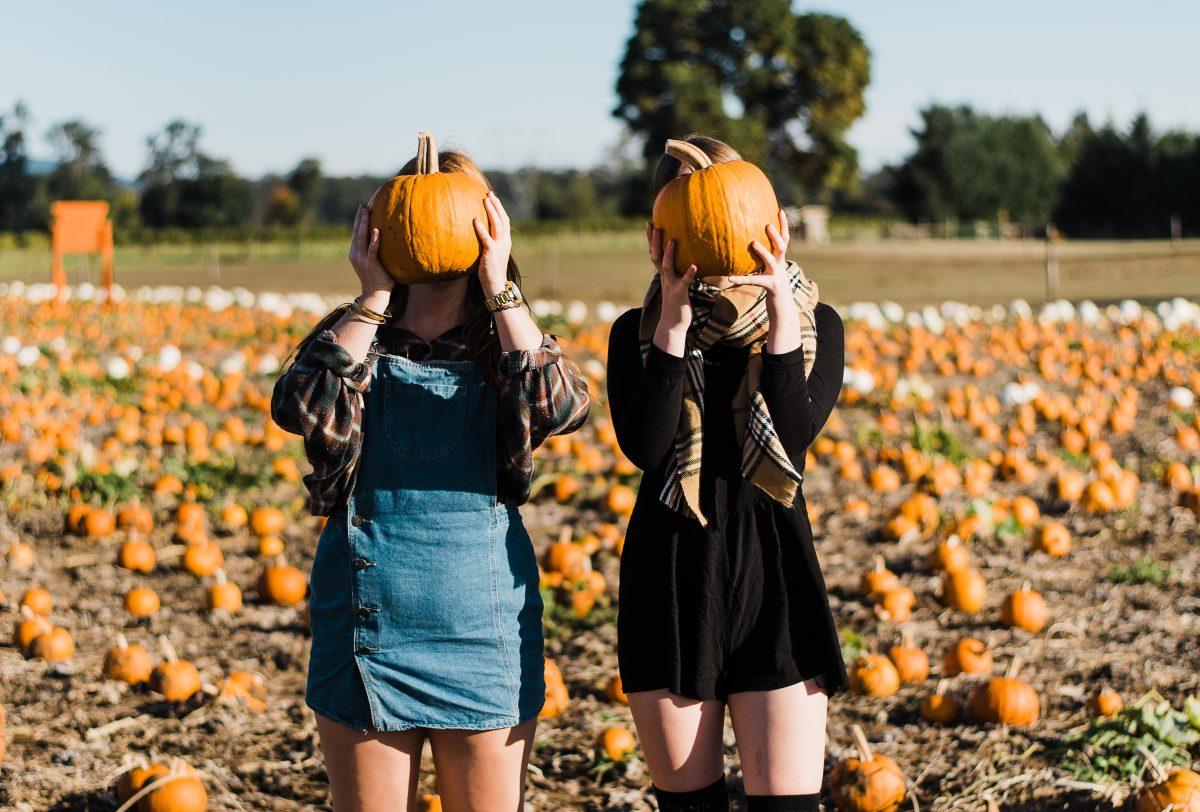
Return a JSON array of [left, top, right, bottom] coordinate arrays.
[[626, 689, 726, 792], [727, 678, 828, 795], [314, 712, 425, 812], [426, 718, 537, 812]]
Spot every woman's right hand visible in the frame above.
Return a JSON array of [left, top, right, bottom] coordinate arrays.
[[647, 222, 696, 356], [349, 204, 394, 300]]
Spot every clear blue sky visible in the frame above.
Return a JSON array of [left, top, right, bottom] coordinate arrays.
[[4, 1, 1198, 178]]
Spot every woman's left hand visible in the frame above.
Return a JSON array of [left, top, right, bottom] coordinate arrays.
[[473, 191, 512, 298], [720, 209, 791, 303], [723, 209, 802, 354]]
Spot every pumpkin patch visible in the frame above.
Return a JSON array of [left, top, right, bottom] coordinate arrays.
[[0, 284, 1198, 808]]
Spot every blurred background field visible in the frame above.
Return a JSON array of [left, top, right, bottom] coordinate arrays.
[[3, 234, 1199, 307]]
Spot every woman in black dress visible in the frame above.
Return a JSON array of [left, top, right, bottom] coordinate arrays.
[[608, 135, 846, 812]]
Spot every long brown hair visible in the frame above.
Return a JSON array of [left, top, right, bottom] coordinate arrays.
[[286, 148, 521, 388], [651, 134, 741, 199]]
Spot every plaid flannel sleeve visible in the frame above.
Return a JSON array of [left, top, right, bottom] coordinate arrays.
[[497, 334, 592, 503], [270, 330, 373, 516]]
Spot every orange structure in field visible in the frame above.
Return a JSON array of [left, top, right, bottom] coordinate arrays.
[[50, 201, 115, 296]]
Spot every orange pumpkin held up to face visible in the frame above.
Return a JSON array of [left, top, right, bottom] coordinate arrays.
[[651, 139, 780, 277], [368, 131, 489, 285]]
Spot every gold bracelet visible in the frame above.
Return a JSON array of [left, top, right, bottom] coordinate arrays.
[[354, 296, 392, 322], [348, 299, 387, 325]]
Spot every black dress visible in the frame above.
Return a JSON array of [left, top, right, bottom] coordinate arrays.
[[608, 302, 848, 700]]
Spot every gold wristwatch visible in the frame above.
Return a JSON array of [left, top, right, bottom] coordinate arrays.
[[483, 281, 524, 312]]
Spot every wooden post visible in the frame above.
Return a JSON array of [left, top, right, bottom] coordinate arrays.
[[101, 220, 114, 299], [545, 243, 559, 300], [1044, 225, 1060, 301], [1170, 214, 1182, 248]]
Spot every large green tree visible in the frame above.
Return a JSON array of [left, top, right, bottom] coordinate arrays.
[[892, 105, 1066, 225], [46, 118, 114, 200], [0, 101, 45, 231], [613, 0, 870, 203], [1055, 114, 1200, 238], [138, 120, 250, 228]]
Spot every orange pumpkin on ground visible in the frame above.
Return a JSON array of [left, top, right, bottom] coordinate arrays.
[[850, 654, 901, 698], [257, 555, 307, 606], [828, 725, 908, 812], [597, 726, 636, 762], [941, 568, 986, 613], [1133, 767, 1200, 812], [943, 637, 993, 677], [920, 680, 962, 724], [151, 638, 202, 703], [103, 634, 153, 685], [888, 633, 929, 682], [999, 582, 1047, 632], [968, 657, 1040, 726]]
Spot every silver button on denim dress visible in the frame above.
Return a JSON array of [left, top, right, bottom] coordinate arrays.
[[306, 352, 545, 731]]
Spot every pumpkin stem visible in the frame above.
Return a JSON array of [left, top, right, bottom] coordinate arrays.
[[214, 568, 227, 585], [665, 139, 714, 171], [558, 526, 573, 545], [873, 555, 886, 572], [934, 678, 949, 696], [416, 131, 439, 175], [1005, 656, 1023, 679], [273, 554, 286, 568], [1020, 580, 1031, 592], [1138, 744, 1169, 783], [849, 724, 874, 762], [947, 534, 961, 548], [159, 635, 178, 663], [116, 632, 129, 649], [901, 631, 915, 649]]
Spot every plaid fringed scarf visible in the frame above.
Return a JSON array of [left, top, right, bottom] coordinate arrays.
[[638, 262, 820, 526]]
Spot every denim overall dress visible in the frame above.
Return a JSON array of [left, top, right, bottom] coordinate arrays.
[[305, 351, 545, 731]]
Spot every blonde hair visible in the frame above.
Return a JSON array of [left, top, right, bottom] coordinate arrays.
[[651, 134, 741, 198]]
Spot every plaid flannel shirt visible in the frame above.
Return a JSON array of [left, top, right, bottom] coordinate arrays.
[[271, 325, 590, 515]]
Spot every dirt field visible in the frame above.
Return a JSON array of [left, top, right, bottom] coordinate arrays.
[[4, 235, 1200, 306], [0, 285, 1199, 810]]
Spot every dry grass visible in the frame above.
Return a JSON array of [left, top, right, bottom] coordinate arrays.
[[4, 236, 1199, 306]]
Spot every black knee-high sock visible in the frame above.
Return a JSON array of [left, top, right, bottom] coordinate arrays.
[[652, 775, 729, 811], [745, 793, 820, 812]]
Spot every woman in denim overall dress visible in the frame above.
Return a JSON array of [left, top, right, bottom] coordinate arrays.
[[273, 150, 590, 810]]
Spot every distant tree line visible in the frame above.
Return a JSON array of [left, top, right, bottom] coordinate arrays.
[[1, 98, 1197, 241], [873, 107, 1200, 237]]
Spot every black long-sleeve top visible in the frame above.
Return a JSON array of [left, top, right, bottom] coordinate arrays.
[[607, 303, 845, 518], [607, 302, 849, 700]]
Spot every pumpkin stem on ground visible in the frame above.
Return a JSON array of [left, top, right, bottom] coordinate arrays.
[[1006, 656, 1023, 679], [665, 139, 713, 171], [1137, 744, 1169, 783], [850, 724, 874, 762], [935, 678, 949, 696], [416, 131, 439, 174], [159, 635, 178, 662]]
